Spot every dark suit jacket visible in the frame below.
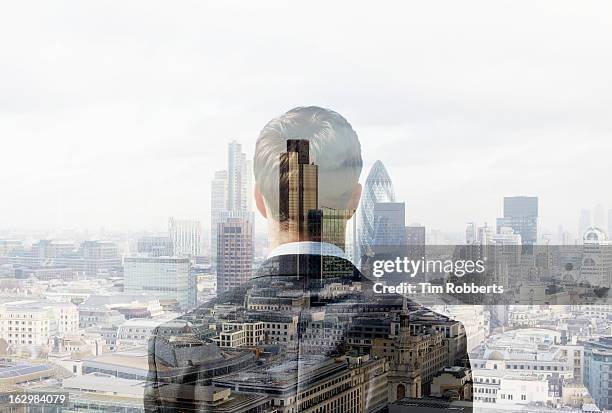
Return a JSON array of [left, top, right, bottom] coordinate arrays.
[[145, 253, 471, 412]]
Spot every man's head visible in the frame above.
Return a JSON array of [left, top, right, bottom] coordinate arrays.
[[254, 107, 363, 242]]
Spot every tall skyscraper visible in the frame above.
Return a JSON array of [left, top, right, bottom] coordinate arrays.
[[227, 140, 252, 212], [211, 141, 254, 290], [168, 217, 202, 256], [465, 222, 476, 245], [357, 160, 395, 263], [124, 256, 195, 309], [579, 209, 591, 238], [245, 159, 253, 213], [211, 170, 228, 267], [496, 196, 538, 246], [477, 223, 492, 245], [279, 139, 319, 241], [211, 170, 228, 213], [217, 218, 253, 294], [608, 209, 612, 239]]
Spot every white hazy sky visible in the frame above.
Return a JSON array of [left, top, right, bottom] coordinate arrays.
[[1, 1, 611, 234]]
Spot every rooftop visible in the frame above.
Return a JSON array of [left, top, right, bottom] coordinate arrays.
[[391, 396, 473, 410], [62, 373, 145, 398], [0, 363, 54, 379]]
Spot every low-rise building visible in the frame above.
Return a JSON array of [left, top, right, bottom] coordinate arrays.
[[213, 321, 265, 349], [431, 366, 472, 400], [213, 355, 388, 413], [0, 300, 78, 348]]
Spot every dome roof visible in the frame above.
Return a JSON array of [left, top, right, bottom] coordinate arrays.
[[583, 227, 607, 243]]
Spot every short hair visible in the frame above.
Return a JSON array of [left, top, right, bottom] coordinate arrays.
[[254, 106, 363, 220]]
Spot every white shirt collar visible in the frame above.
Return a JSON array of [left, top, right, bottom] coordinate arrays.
[[266, 241, 347, 260]]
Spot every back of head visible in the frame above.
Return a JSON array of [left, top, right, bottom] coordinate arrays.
[[254, 106, 363, 220]]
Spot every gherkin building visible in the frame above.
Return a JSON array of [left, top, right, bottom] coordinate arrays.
[[357, 160, 396, 264]]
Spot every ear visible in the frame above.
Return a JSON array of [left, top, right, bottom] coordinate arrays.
[[254, 185, 267, 219], [346, 183, 362, 218]]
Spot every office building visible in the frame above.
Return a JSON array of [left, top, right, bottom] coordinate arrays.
[[168, 217, 201, 256], [211, 169, 228, 267], [24, 240, 122, 277], [7, 240, 121, 276], [14, 265, 76, 281], [476, 223, 492, 245], [213, 355, 388, 413], [466, 223, 477, 245], [490, 227, 522, 246], [217, 218, 253, 294], [6, 239, 74, 268], [321, 206, 353, 250], [227, 140, 252, 212], [369, 201, 406, 261], [372, 202, 405, 246], [212, 141, 253, 272], [80, 240, 118, 260], [245, 312, 299, 344], [0, 300, 79, 347], [358, 160, 396, 264], [345, 215, 358, 262], [123, 256, 195, 309], [116, 316, 189, 348], [579, 209, 592, 239], [496, 196, 538, 246], [213, 321, 265, 348], [76, 240, 122, 276], [279, 139, 319, 241], [0, 240, 22, 256], [584, 337, 612, 410], [137, 236, 174, 257], [33, 239, 76, 260], [469, 328, 584, 407]]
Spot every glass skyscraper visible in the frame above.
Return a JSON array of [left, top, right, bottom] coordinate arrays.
[[123, 256, 195, 309], [279, 139, 319, 241], [584, 337, 612, 410], [497, 196, 538, 246], [357, 160, 396, 264]]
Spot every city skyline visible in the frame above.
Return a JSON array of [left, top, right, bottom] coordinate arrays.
[[2, 151, 611, 245], [2, 134, 610, 237]]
